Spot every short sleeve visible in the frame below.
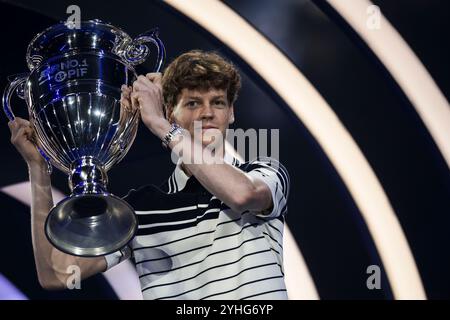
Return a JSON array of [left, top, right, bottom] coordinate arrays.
[[243, 157, 290, 218]]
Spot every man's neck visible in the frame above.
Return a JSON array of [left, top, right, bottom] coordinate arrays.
[[180, 162, 192, 177]]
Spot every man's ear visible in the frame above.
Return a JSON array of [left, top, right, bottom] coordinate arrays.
[[228, 104, 235, 125]]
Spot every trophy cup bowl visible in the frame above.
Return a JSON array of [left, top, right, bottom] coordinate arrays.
[[2, 20, 165, 256]]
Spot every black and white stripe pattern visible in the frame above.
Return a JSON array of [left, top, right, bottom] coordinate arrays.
[[104, 154, 290, 300]]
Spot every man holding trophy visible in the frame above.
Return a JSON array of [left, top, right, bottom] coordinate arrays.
[[6, 21, 289, 299]]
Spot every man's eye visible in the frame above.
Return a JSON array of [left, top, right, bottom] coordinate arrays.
[[214, 100, 226, 106], [186, 101, 198, 107]]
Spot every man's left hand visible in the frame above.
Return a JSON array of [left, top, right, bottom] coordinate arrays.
[[127, 72, 170, 138]]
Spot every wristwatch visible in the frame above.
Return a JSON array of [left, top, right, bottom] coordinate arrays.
[[162, 122, 184, 149]]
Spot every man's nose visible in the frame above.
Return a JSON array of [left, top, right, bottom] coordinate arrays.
[[199, 103, 214, 119]]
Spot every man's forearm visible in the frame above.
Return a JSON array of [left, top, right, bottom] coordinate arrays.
[[28, 163, 61, 287], [186, 159, 261, 212], [28, 164, 108, 289], [156, 124, 271, 213]]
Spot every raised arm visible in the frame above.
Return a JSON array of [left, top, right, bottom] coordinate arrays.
[[9, 118, 106, 290], [126, 74, 274, 214]]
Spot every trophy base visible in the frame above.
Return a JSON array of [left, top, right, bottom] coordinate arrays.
[[45, 193, 137, 257]]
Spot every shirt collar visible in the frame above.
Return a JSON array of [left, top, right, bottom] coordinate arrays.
[[170, 152, 240, 192]]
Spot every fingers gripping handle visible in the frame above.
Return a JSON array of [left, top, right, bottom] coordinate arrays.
[[123, 27, 166, 71]]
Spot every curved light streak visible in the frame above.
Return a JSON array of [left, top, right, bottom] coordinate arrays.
[[327, 0, 450, 170], [0, 273, 28, 300]]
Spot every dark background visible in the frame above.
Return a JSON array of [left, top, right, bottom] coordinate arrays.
[[0, 0, 448, 299]]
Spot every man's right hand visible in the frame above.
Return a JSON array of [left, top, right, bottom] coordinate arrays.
[[8, 117, 46, 168]]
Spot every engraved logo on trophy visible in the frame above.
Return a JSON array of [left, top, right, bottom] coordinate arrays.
[[39, 58, 90, 85]]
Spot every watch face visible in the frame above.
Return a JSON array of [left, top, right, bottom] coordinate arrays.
[[162, 124, 179, 148]]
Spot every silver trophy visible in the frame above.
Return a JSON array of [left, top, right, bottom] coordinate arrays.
[[2, 20, 165, 256]]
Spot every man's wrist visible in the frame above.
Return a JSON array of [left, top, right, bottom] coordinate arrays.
[[161, 122, 185, 149], [147, 118, 172, 140], [27, 161, 47, 172], [27, 161, 51, 179]]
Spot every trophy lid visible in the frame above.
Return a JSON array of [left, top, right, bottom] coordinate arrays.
[[26, 19, 132, 71]]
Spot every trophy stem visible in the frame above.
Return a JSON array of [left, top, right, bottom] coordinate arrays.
[[69, 156, 108, 195], [44, 156, 137, 257]]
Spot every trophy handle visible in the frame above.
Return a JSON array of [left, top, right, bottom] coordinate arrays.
[[123, 27, 166, 70], [2, 73, 28, 121], [3, 73, 53, 174]]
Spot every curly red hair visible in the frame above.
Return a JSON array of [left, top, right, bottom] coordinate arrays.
[[161, 50, 241, 111]]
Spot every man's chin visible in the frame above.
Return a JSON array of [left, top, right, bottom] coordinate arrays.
[[202, 138, 217, 147], [193, 137, 222, 148]]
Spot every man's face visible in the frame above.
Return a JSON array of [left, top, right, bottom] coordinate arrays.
[[167, 88, 235, 147]]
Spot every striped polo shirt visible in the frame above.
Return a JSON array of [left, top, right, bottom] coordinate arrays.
[[104, 153, 290, 300]]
